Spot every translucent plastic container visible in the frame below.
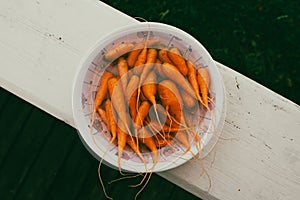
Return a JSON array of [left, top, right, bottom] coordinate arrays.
[[72, 22, 226, 173]]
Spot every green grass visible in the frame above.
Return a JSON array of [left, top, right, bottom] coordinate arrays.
[[103, 0, 300, 104]]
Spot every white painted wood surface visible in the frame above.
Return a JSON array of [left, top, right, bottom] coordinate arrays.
[[1, 1, 299, 200]]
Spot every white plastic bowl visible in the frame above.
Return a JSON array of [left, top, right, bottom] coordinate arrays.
[[72, 22, 226, 173]]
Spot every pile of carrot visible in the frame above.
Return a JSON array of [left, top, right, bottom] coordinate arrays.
[[91, 40, 212, 171]]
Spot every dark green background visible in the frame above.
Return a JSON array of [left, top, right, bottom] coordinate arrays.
[[0, 0, 299, 200]]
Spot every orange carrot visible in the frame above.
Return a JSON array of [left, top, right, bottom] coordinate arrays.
[[175, 131, 190, 152], [126, 135, 145, 163], [154, 59, 165, 78], [91, 71, 114, 132], [107, 77, 131, 134], [105, 99, 117, 143], [117, 121, 128, 172], [157, 80, 183, 122], [181, 89, 196, 109], [139, 48, 157, 85], [186, 60, 202, 102], [125, 75, 140, 120], [127, 48, 143, 67], [167, 47, 188, 76], [127, 39, 159, 67], [134, 48, 147, 74], [161, 63, 196, 100], [117, 57, 129, 91], [148, 121, 183, 133], [197, 67, 210, 107], [104, 42, 134, 61], [138, 127, 158, 165], [153, 133, 173, 148], [158, 48, 173, 64], [134, 101, 151, 127], [97, 107, 108, 125], [93, 71, 114, 112], [141, 71, 157, 106]]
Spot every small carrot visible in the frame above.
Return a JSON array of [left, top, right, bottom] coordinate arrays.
[[175, 131, 190, 153], [153, 133, 173, 148], [134, 101, 151, 127], [104, 42, 134, 61], [161, 62, 196, 100], [157, 80, 183, 122], [127, 39, 159, 67], [105, 99, 117, 143], [187, 60, 202, 102], [107, 77, 131, 134], [181, 89, 196, 109], [139, 48, 157, 85], [127, 48, 143, 67], [117, 57, 129, 91], [139, 90, 148, 102], [138, 127, 158, 165], [126, 135, 145, 163], [97, 107, 108, 125], [91, 71, 114, 132], [125, 75, 140, 120], [167, 47, 188, 76], [134, 48, 147, 74], [197, 67, 210, 107], [117, 121, 128, 172], [183, 109, 193, 128], [148, 121, 184, 133], [154, 59, 165, 78], [141, 71, 157, 106], [158, 48, 173, 64], [93, 71, 114, 112]]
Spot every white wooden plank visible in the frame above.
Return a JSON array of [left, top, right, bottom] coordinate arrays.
[[1, 1, 300, 200], [0, 0, 137, 125]]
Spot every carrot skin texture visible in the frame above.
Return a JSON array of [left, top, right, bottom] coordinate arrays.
[[127, 38, 159, 67], [93, 71, 114, 112], [107, 77, 130, 131], [157, 80, 183, 122], [158, 48, 173, 64], [167, 47, 188, 76], [126, 135, 145, 163], [181, 89, 196, 109], [117, 57, 129, 90], [187, 60, 202, 102], [138, 127, 158, 164], [117, 123, 127, 170], [175, 131, 190, 152], [139, 48, 157, 85], [141, 71, 157, 106], [105, 99, 117, 143], [197, 67, 210, 107], [127, 48, 143, 67], [134, 48, 147, 74], [104, 43, 134, 61], [134, 101, 151, 127], [97, 107, 108, 125], [126, 75, 140, 120], [161, 63, 196, 99]]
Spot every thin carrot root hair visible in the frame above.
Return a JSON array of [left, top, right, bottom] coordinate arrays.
[[198, 148, 212, 193], [98, 157, 113, 200], [107, 172, 144, 185], [134, 172, 153, 200], [129, 172, 149, 188], [96, 136, 116, 200]]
